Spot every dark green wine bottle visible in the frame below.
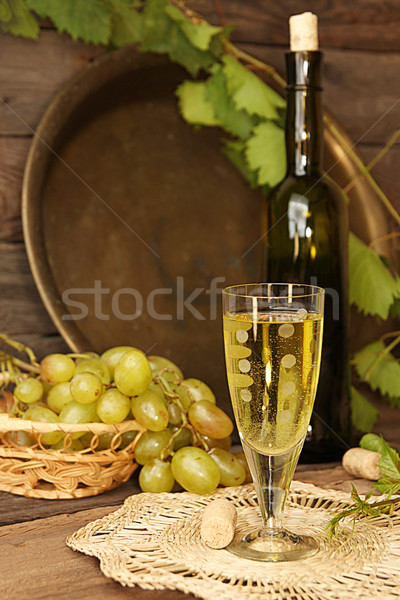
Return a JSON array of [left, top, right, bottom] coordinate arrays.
[[261, 48, 350, 462]]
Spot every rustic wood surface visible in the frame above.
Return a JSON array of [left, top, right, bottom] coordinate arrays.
[[0, 463, 371, 600]]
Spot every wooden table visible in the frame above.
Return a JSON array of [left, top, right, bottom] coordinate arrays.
[[1, 463, 371, 600]]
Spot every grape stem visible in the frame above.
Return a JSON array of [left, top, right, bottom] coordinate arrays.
[[154, 370, 209, 455], [0, 334, 39, 368]]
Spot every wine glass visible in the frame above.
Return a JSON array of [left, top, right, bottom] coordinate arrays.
[[222, 283, 324, 562]]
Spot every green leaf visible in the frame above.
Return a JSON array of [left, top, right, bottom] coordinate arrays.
[[389, 293, 400, 319], [245, 121, 286, 187], [385, 394, 400, 408], [141, 0, 217, 75], [0, 0, 39, 39], [354, 340, 400, 398], [360, 434, 400, 493], [350, 386, 379, 432], [379, 442, 400, 481], [222, 55, 285, 120], [165, 4, 223, 51], [109, 0, 143, 47], [27, 0, 111, 44], [376, 477, 400, 495], [360, 433, 386, 454], [222, 140, 258, 188], [176, 81, 221, 127], [349, 233, 400, 319], [205, 66, 257, 139]]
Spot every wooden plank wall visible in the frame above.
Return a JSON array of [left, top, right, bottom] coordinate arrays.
[[0, 0, 399, 358]]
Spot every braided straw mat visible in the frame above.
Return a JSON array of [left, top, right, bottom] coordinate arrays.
[[67, 481, 400, 600]]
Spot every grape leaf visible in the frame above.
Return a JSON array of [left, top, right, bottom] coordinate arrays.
[[349, 233, 400, 319], [385, 394, 400, 408], [141, 0, 217, 75], [221, 140, 258, 188], [27, 0, 111, 44], [390, 297, 400, 319], [360, 433, 400, 493], [176, 81, 221, 127], [0, 0, 39, 39], [379, 443, 400, 481], [245, 121, 286, 187], [108, 0, 143, 47], [350, 386, 379, 432], [354, 340, 400, 398], [205, 66, 257, 139], [165, 4, 223, 51], [222, 55, 285, 120]]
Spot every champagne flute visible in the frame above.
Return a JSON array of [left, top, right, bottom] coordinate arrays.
[[223, 283, 324, 562]]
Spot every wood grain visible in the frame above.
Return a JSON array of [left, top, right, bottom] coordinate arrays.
[[0, 137, 30, 242], [0, 241, 67, 356], [0, 30, 103, 136], [190, 0, 400, 51], [1, 505, 191, 600]]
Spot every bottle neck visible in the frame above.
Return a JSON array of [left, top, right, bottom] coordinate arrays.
[[285, 51, 323, 177]]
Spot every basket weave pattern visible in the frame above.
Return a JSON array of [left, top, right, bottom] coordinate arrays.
[[0, 414, 145, 499], [67, 482, 400, 600]]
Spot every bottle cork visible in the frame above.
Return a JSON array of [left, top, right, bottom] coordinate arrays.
[[200, 498, 237, 549], [289, 12, 319, 52], [342, 447, 382, 481]]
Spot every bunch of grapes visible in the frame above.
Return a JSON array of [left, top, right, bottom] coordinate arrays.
[[0, 336, 250, 494]]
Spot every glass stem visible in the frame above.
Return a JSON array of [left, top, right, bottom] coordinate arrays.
[[241, 438, 304, 533]]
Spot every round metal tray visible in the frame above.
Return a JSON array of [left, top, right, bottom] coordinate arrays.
[[22, 45, 390, 413]]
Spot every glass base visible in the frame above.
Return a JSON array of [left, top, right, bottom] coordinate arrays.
[[227, 528, 319, 562]]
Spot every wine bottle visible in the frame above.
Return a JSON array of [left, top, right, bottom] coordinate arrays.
[[261, 12, 350, 462]]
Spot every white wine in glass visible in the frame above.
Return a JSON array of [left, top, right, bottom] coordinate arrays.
[[223, 283, 324, 561]]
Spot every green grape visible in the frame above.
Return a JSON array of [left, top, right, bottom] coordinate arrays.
[[70, 372, 103, 404], [208, 447, 246, 487], [40, 353, 75, 384], [134, 429, 172, 465], [119, 430, 138, 449], [22, 405, 63, 445], [179, 378, 216, 409], [139, 459, 175, 493], [79, 432, 95, 448], [167, 402, 182, 426], [165, 381, 190, 407], [131, 389, 169, 431], [97, 389, 131, 424], [188, 400, 233, 439], [114, 349, 152, 396], [201, 434, 232, 451], [171, 446, 220, 494], [170, 426, 192, 451], [148, 355, 183, 384], [101, 346, 134, 380], [11, 430, 35, 447], [233, 451, 252, 484], [14, 377, 44, 405], [52, 437, 85, 451], [75, 358, 110, 385], [75, 352, 100, 363], [58, 400, 98, 439], [147, 380, 167, 402], [92, 432, 115, 450], [46, 382, 74, 414]]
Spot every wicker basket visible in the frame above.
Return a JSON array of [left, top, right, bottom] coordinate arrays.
[[0, 413, 145, 499]]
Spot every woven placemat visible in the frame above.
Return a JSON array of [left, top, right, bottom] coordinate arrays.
[[67, 482, 400, 600]]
